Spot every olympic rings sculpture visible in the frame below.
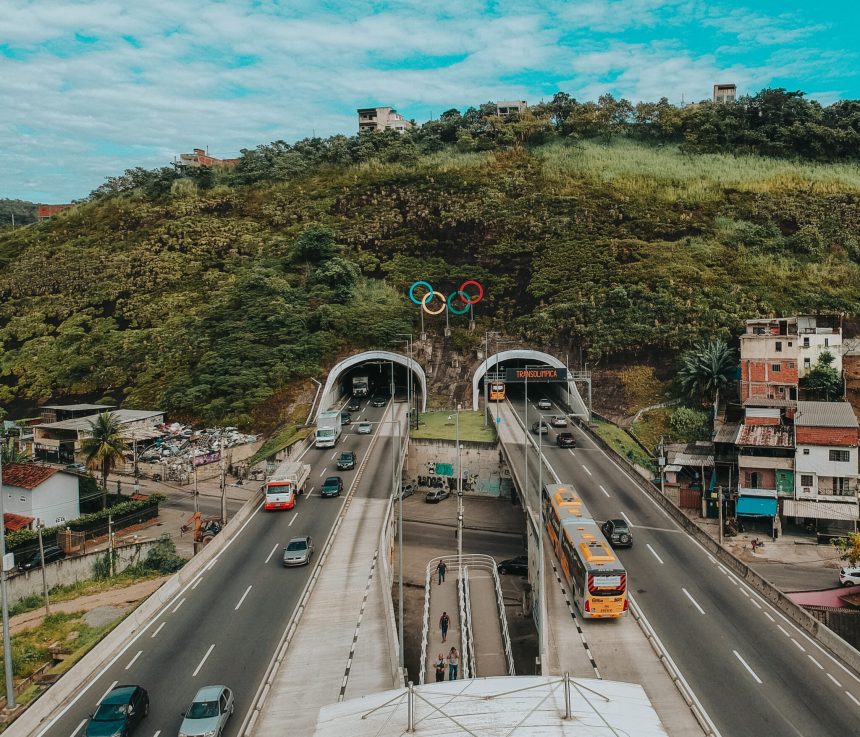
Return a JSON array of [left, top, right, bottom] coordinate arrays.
[[408, 280, 484, 315]]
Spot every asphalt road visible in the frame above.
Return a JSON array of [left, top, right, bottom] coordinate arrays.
[[504, 390, 860, 737], [39, 398, 405, 737]]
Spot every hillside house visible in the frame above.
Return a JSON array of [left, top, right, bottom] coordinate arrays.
[[357, 107, 413, 133], [1, 464, 80, 528]]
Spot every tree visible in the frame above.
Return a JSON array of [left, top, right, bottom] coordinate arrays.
[[81, 412, 127, 509], [833, 532, 860, 567], [801, 351, 842, 400], [676, 340, 737, 424]]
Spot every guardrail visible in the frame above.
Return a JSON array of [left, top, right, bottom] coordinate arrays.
[[462, 567, 476, 678]]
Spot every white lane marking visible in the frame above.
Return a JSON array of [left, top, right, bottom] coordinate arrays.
[[733, 650, 762, 684], [98, 681, 118, 703], [777, 625, 791, 637], [71, 719, 87, 737], [581, 464, 592, 476], [319, 469, 327, 477], [682, 588, 705, 615], [828, 673, 843, 688], [791, 638, 806, 653], [191, 578, 202, 590], [172, 598, 185, 614], [847, 691, 860, 707], [750, 598, 762, 609], [125, 650, 142, 670], [288, 512, 298, 527], [646, 544, 664, 564], [599, 485, 609, 498], [151, 622, 166, 639], [807, 655, 823, 670], [763, 611, 775, 622], [620, 511, 633, 527], [235, 585, 253, 611], [265, 543, 279, 564], [153, 731, 162, 737], [330, 452, 337, 461], [192, 644, 215, 677], [306, 486, 315, 498]]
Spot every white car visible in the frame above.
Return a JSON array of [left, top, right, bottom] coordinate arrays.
[[550, 415, 568, 427], [356, 421, 372, 435], [839, 566, 860, 586], [537, 398, 552, 410]]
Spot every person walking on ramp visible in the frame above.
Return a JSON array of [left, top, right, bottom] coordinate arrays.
[[447, 647, 460, 680], [437, 559, 447, 584], [434, 653, 446, 682], [439, 611, 450, 643]]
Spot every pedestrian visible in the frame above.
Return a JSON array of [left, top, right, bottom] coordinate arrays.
[[439, 611, 450, 643], [437, 559, 447, 585], [434, 653, 446, 682], [447, 647, 459, 680]]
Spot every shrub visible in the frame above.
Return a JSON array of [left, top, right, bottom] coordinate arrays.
[[142, 535, 186, 574], [669, 407, 711, 441]]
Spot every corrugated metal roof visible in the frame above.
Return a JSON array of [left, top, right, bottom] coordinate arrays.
[[314, 677, 668, 737], [36, 409, 164, 431], [742, 397, 797, 408], [795, 401, 859, 429], [40, 403, 115, 411], [783, 499, 859, 521], [737, 424, 793, 448], [713, 423, 740, 444]]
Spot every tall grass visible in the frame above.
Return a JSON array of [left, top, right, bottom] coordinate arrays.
[[538, 139, 860, 203]]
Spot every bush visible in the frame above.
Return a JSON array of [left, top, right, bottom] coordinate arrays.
[[669, 407, 711, 441], [142, 535, 186, 574]]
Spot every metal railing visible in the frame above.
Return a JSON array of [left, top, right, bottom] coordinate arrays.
[[462, 566, 477, 678], [418, 561, 433, 685]]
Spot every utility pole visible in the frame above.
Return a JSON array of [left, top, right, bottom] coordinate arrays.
[[108, 513, 114, 578], [483, 331, 490, 429], [456, 404, 463, 581], [220, 437, 227, 525], [192, 440, 199, 514], [659, 436, 666, 496], [537, 413, 546, 674], [37, 521, 50, 615], [0, 449, 16, 709], [718, 486, 724, 546]]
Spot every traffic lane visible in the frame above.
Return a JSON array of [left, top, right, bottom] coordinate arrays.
[[404, 520, 524, 560]]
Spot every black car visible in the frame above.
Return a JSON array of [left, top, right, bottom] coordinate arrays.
[[556, 432, 576, 448], [85, 684, 149, 737], [347, 399, 361, 412], [497, 555, 528, 576], [601, 519, 633, 547], [336, 451, 356, 470], [371, 395, 388, 407], [341, 411, 352, 425], [321, 476, 344, 498], [18, 545, 65, 571]]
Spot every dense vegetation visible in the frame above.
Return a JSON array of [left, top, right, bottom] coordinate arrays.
[[1, 89, 859, 425], [0, 198, 38, 229]]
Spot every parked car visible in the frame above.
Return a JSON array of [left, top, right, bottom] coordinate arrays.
[[18, 545, 65, 571], [556, 432, 576, 448], [497, 555, 528, 576], [839, 566, 860, 586], [531, 421, 549, 435], [347, 398, 361, 412], [400, 484, 415, 500], [601, 519, 633, 547], [321, 476, 343, 498], [64, 462, 87, 473], [336, 451, 356, 470], [537, 398, 552, 410], [283, 537, 314, 567], [178, 685, 234, 737], [550, 415, 568, 428], [371, 395, 388, 407], [425, 489, 451, 503], [356, 421, 372, 435], [340, 411, 352, 425], [85, 684, 149, 737]]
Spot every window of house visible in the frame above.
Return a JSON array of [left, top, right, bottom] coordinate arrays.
[[803, 448, 810, 455], [804, 358, 811, 369], [800, 474, 814, 487], [833, 478, 850, 495], [829, 449, 850, 462], [772, 364, 781, 372], [803, 337, 810, 348], [788, 341, 793, 347], [824, 338, 829, 347], [775, 341, 782, 352]]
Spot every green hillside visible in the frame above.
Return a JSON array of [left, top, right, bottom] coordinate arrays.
[[2, 91, 859, 426]]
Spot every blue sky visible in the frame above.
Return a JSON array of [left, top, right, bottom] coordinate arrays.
[[1, 0, 858, 203]]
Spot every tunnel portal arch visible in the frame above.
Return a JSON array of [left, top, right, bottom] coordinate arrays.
[[316, 351, 427, 421]]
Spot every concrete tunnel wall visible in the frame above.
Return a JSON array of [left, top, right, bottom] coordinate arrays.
[[471, 349, 588, 416], [315, 350, 427, 421]]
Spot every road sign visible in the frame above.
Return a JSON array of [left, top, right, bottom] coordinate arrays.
[[505, 367, 568, 382]]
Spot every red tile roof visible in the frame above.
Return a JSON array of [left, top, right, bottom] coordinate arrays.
[[737, 424, 794, 448], [1, 463, 59, 489], [3, 513, 34, 532]]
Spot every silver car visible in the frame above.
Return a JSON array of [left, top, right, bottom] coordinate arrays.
[[356, 421, 372, 435], [283, 536, 313, 567], [178, 685, 233, 737]]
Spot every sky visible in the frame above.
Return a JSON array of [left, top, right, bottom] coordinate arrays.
[[2, 0, 858, 203]]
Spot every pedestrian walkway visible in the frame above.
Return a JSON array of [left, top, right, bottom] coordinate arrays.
[[467, 568, 508, 676], [424, 559, 462, 684]]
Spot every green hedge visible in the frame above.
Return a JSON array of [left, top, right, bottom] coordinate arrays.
[[6, 495, 165, 552]]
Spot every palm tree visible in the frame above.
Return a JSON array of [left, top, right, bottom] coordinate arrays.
[[81, 412, 126, 509], [677, 339, 737, 424]]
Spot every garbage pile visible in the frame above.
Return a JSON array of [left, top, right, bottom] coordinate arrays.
[[137, 424, 257, 464]]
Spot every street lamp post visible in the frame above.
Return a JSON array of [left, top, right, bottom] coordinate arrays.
[[0, 451, 16, 708], [455, 404, 463, 580], [536, 413, 548, 674]]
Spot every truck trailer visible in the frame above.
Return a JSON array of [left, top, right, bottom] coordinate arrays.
[[352, 375, 370, 397], [315, 410, 342, 448], [264, 460, 311, 510]]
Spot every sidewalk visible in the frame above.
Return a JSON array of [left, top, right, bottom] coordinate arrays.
[[467, 569, 507, 676], [425, 567, 462, 683]]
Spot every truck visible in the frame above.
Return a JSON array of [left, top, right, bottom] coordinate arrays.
[[352, 375, 369, 397], [315, 410, 342, 449], [181, 512, 222, 545], [264, 460, 311, 511]]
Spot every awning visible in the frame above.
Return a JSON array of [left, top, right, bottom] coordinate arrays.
[[783, 499, 859, 521], [3, 513, 35, 531], [737, 496, 778, 517]]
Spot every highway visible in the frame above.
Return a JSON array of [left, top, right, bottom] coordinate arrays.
[[38, 398, 406, 737], [505, 389, 860, 737]]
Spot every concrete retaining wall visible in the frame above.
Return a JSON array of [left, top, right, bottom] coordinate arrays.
[[6, 490, 264, 737], [7, 542, 159, 605], [406, 439, 503, 496], [578, 419, 860, 674]]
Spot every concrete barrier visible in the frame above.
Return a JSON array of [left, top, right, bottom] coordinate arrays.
[[6, 490, 264, 737], [578, 419, 860, 674]]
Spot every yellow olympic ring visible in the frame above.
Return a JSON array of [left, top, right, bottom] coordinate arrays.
[[421, 290, 447, 315]]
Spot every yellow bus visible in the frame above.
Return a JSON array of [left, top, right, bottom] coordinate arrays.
[[489, 381, 506, 401], [542, 484, 628, 619]]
